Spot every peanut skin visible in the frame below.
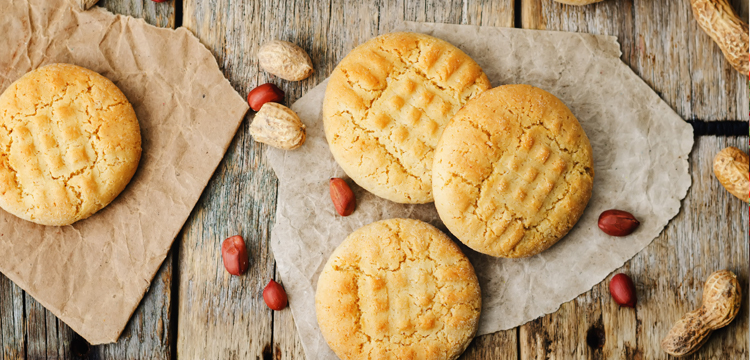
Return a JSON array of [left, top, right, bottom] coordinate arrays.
[[713, 147, 749, 203], [661, 270, 741, 357], [221, 235, 249, 276]]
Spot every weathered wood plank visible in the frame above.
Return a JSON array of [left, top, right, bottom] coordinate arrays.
[[462, 330, 519, 359], [520, 0, 749, 122], [0, 275, 25, 360], [179, 1, 514, 359], [98, 0, 176, 28], [519, 136, 749, 359]]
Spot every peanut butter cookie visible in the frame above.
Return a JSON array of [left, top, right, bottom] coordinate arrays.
[[323, 32, 491, 204], [0, 64, 141, 226], [433, 85, 594, 258], [316, 218, 481, 360]]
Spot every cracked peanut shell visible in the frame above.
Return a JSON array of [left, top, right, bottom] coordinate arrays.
[[432, 84, 594, 258], [316, 218, 481, 360], [0, 63, 142, 226], [258, 40, 314, 81], [249, 102, 306, 150], [713, 146, 749, 203]]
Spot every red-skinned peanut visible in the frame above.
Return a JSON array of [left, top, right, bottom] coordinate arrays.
[[248, 83, 285, 111], [221, 235, 249, 276]]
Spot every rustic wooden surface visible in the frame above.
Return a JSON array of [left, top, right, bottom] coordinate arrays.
[[0, 0, 747, 359], [521, 0, 749, 122], [518, 136, 749, 360]]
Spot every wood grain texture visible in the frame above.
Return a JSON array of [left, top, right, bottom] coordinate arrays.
[[178, 0, 513, 358], [521, 0, 749, 122], [97, 0, 176, 28], [1, 1, 747, 359], [519, 136, 749, 360], [0, 1, 177, 359]]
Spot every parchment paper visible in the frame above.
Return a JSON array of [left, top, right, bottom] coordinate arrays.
[[0, 0, 248, 344], [268, 22, 694, 359]]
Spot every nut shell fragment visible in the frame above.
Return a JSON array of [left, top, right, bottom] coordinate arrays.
[[713, 146, 749, 203], [250, 102, 306, 150], [258, 40, 314, 81]]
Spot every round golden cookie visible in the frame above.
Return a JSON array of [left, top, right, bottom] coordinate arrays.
[[316, 218, 481, 360], [433, 85, 594, 258], [0, 63, 141, 226], [323, 32, 491, 204]]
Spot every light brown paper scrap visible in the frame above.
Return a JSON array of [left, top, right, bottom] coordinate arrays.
[[0, 0, 249, 344], [268, 22, 693, 359]]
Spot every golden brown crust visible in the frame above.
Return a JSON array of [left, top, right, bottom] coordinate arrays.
[[432, 85, 594, 258], [0, 63, 141, 226], [322, 32, 491, 204], [316, 218, 481, 360]]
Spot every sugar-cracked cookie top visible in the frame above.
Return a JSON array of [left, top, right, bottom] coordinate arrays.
[[316, 218, 481, 360], [323, 32, 491, 204], [0, 64, 141, 226], [433, 85, 594, 258]]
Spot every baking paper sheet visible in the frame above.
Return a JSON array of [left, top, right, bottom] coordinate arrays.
[[268, 22, 693, 359], [0, 0, 248, 344]]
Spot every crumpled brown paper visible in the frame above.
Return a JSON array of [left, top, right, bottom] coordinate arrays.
[[0, 0, 248, 344], [268, 22, 693, 359]]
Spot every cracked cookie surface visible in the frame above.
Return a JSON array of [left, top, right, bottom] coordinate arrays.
[[0, 63, 141, 226], [316, 218, 481, 360], [433, 85, 594, 258], [322, 32, 491, 204]]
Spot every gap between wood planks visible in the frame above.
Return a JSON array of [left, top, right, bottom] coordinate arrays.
[[170, 5, 182, 360], [161, 1, 745, 359]]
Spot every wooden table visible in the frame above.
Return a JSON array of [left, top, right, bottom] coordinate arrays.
[[2, 0, 747, 359]]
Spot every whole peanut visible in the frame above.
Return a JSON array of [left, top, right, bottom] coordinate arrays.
[[690, 0, 748, 74], [661, 270, 741, 357], [258, 40, 314, 81], [713, 147, 749, 203], [249, 103, 306, 150]]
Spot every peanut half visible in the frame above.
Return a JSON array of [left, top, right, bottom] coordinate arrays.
[[609, 273, 637, 308], [263, 280, 288, 311], [598, 210, 640, 236], [713, 146, 749, 203], [690, 0, 749, 74], [330, 178, 356, 216], [661, 270, 741, 357], [249, 102, 306, 150]]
